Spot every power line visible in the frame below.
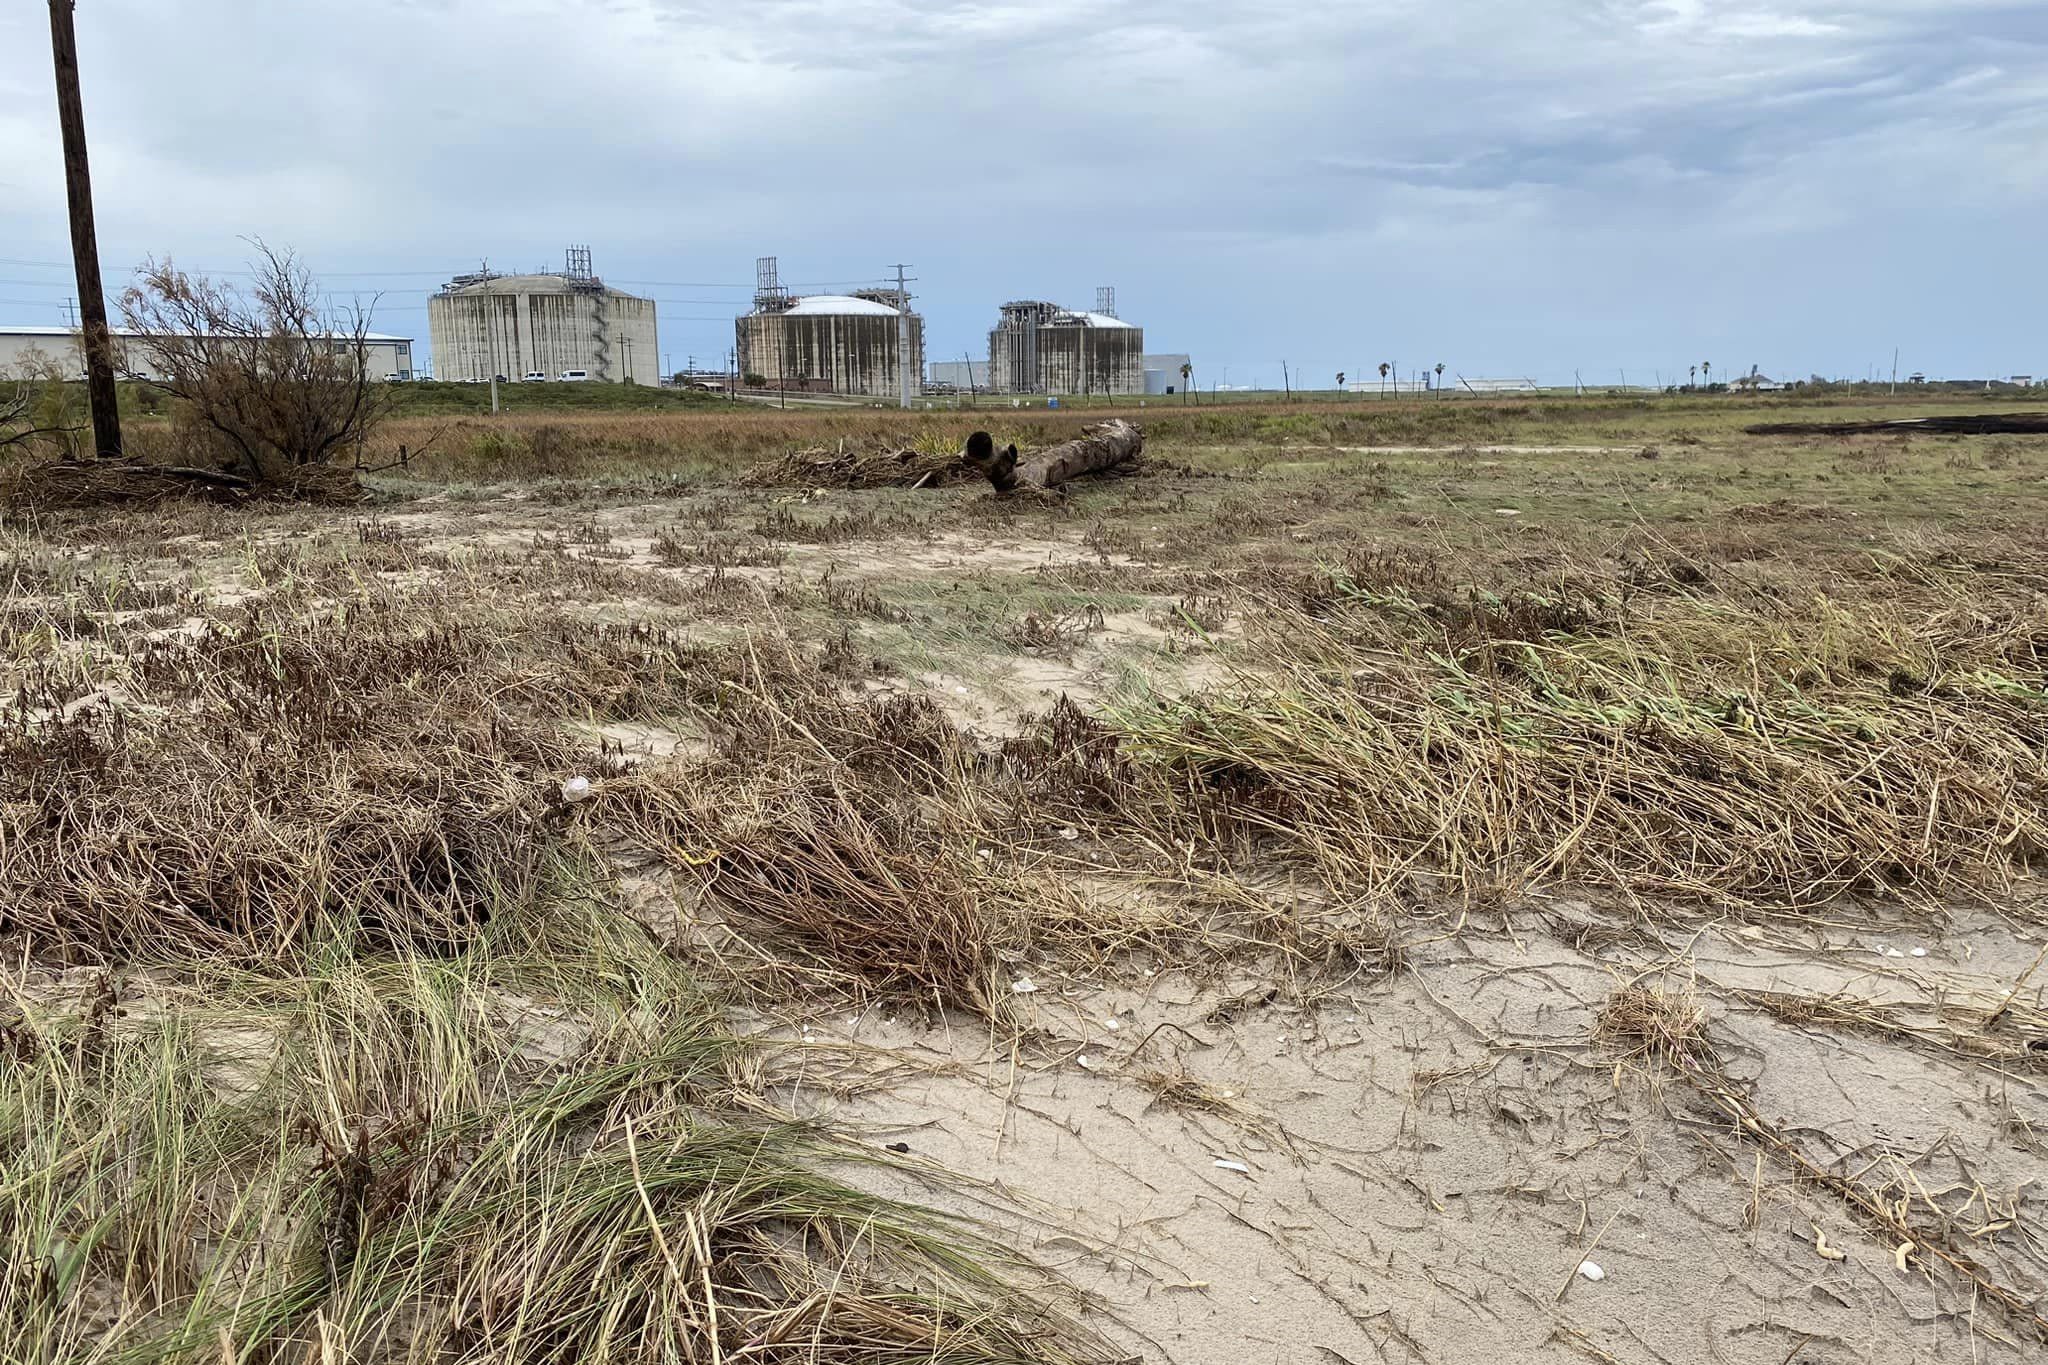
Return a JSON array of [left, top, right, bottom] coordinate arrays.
[[0, 257, 887, 290]]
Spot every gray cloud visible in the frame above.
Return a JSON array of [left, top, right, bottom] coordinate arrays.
[[0, 0, 2042, 384]]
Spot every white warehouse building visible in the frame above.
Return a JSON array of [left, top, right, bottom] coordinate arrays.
[[0, 325, 415, 382], [1142, 353, 1190, 395], [427, 248, 657, 384]]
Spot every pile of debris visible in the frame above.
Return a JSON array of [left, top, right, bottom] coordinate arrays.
[[743, 420, 1148, 494], [4, 459, 365, 511], [741, 440, 976, 490]]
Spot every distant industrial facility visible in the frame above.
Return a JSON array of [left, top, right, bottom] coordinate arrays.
[[0, 324, 415, 383], [989, 288, 1144, 395], [427, 247, 657, 383], [735, 258, 922, 399]]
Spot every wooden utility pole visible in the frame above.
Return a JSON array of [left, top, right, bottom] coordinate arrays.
[[48, 0, 122, 459]]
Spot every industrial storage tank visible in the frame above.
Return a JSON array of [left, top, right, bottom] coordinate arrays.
[[989, 291, 1144, 395], [427, 246, 657, 383], [735, 258, 922, 399]]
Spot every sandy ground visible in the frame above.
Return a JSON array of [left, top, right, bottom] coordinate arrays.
[[749, 900, 2048, 1365], [18, 488, 2048, 1361]]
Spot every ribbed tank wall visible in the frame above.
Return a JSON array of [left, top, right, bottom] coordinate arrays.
[[988, 324, 1144, 395], [989, 325, 1038, 394], [429, 284, 658, 383], [737, 312, 923, 398], [1037, 328, 1144, 395]]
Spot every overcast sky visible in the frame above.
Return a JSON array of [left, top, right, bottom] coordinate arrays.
[[2, 1, 2043, 387]]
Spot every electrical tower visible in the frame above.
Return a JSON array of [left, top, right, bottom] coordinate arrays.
[[754, 256, 788, 309]]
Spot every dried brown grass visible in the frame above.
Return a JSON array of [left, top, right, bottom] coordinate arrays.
[[1596, 981, 1710, 1069], [1056, 545, 2048, 909], [0, 573, 739, 956]]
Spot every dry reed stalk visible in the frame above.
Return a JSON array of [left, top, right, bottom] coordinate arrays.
[[1596, 985, 2048, 1342], [1734, 987, 2048, 1074]]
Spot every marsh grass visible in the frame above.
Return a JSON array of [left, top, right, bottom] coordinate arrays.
[[12, 402, 2048, 1360], [0, 894, 1111, 1363], [1056, 544, 2048, 907]]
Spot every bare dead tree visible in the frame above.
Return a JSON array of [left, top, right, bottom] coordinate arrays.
[[118, 243, 392, 482]]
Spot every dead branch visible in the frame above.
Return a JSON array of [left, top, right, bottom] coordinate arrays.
[[1, 381, 89, 457], [357, 422, 453, 474], [4, 458, 364, 511]]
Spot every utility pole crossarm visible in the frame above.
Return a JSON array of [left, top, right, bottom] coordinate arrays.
[[48, 0, 123, 459]]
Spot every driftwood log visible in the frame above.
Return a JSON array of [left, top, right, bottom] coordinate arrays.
[[964, 420, 1144, 492]]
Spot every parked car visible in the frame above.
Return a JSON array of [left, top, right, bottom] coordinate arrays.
[[522, 371, 548, 383], [557, 369, 591, 382], [382, 372, 404, 383]]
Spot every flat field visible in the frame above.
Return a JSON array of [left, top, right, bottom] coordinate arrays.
[[5, 394, 2046, 1363]]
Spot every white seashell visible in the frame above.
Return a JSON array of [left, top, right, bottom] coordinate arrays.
[[1578, 1261, 1605, 1282]]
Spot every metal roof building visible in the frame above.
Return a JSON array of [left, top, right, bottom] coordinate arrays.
[[0, 324, 416, 382]]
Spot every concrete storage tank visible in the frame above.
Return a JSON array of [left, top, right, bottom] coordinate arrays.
[[735, 258, 922, 399], [989, 295, 1144, 396], [427, 246, 657, 383]]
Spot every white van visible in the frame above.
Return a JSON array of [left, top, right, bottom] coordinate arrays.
[[521, 371, 548, 383], [558, 369, 591, 382]]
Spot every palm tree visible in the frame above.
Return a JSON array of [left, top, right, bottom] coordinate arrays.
[[1689, 364, 1697, 388], [1378, 361, 1390, 397], [1434, 362, 1445, 400], [1702, 360, 1711, 388], [1179, 361, 1192, 405]]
